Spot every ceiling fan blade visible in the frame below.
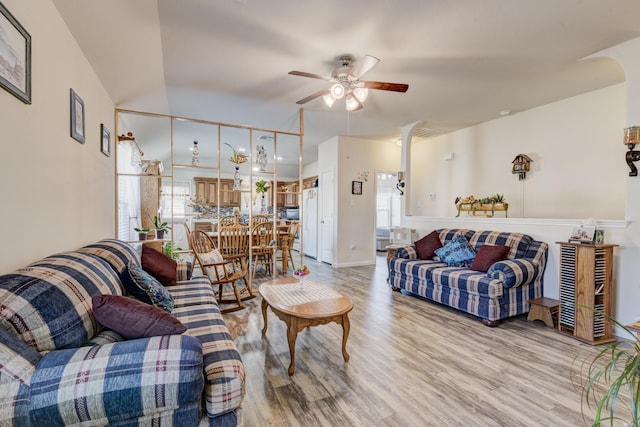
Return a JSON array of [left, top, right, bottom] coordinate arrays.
[[348, 54, 380, 79], [288, 70, 330, 81], [363, 81, 409, 93], [296, 88, 330, 105]]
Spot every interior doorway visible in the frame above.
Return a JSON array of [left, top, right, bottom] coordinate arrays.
[[375, 171, 402, 252]]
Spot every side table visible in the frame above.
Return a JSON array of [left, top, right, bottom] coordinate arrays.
[[386, 244, 401, 283]]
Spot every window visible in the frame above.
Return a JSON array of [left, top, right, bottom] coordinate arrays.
[[160, 180, 190, 220]]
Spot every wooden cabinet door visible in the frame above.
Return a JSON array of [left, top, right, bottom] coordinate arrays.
[[285, 182, 299, 206], [194, 178, 217, 205], [219, 179, 241, 206]]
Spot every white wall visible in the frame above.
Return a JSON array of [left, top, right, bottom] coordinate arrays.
[[0, 0, 115, 272], [410, 83, 626, 219], [319, 136, 401, 267], [401, 80, 636, 330]]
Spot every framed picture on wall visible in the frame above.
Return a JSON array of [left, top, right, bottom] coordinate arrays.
[[70, 89, 85, 143], [101, 123, 110, 157], [0, 2, 31, 104], [352, 180, 362, 195]]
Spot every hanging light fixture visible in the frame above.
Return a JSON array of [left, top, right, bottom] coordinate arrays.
[[322, 93, 336, 107], [330, 83, 345, 99], [353, 87, 368, 103], [345, 94, 359, 111]]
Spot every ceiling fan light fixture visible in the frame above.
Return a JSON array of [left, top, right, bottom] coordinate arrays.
[[353, 87, 368, 102], [345, 95, 359, 111], [330, 83, 345, 100], [323, 93, 336, 107]]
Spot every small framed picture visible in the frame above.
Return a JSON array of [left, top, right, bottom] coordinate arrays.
[[70, 88, 85, 143], [0, 2, 31, 104], [568, 225, 596, 244], [352, 180, 362, 195], [593, 229, 605, 245], [101, 124, 110, 157]]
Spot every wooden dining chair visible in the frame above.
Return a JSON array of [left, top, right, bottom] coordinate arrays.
[[277, 221, 299, 273], [249, 221, 276, 278], [189, 229, 249, 313], [218, 223, 255, 301], [219, 215, 238, 227], [251, 214, 271, 227]]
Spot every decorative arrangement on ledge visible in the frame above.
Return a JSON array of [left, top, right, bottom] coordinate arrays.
[[188, 197, 216, 214], [455, 194, 508, 218]]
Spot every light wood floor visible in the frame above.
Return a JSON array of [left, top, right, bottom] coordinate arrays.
[[222, 254, 610, 427]]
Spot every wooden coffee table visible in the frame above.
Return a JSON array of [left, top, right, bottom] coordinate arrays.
[[259, 277, 353, 376]]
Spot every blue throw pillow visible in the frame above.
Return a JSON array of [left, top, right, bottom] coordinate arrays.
[[434, 235, 476, 267], [120, 262, 174, 312]]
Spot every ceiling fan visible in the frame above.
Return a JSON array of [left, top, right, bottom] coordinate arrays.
[[288, 54, 409, 111]]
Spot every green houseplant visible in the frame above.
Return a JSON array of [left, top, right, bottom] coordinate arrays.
[[577, 316, 640, 426], [134, 227, 150, 241], [152, 215, 171, 239], [163, 242, 183, 261]]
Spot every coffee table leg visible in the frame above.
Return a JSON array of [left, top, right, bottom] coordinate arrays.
[[341, 313, 350, 362], [286, 316, 298, 376], [261, 299, 268, 335]]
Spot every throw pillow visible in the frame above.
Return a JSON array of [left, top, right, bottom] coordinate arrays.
[[199, 249, 234, 279], [414, 230, 443, 260], [92, 295, 186, 339], [142, 245, 178, 286], [470, 245, 510, 272], [120, 262, 174, 312], [434, 235, 476, 267]]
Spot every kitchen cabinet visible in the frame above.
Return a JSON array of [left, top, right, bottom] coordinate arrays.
[[276, 181, 300, 207], [195, 178, 241, 206], [219, 179, 241, 206], [194, 177, 217, 205]]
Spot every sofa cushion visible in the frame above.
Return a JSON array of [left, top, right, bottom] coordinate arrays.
[[0, 252, 123, 353], [168, 278, 245, 418], [468, 230, 533, 259], [414, 230, 443, 260], [120, 263, 174, 312], [142, 245, 178, 286], [471, 245, 510, 272], [29, 335, 204, 426], [93, 295, 186, 339], [435, 235, 476, 267], [199, 249, 234, 279], [78, 239, 142, 274], [0, 327, 41, 385]]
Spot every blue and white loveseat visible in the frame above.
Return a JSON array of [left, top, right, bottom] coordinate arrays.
[[0, 239, 244, 426], [389, 229, 548, 326]]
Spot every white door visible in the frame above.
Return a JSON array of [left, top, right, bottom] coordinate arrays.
[[319, 169, 335, 265]]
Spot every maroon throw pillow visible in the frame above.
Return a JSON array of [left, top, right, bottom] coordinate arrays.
[[470, 245, 510, 272], [142, 245, 178, 286], [92, 295, 186, 339], [414, 230, 443, 260]]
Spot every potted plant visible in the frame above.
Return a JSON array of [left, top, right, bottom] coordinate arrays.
[[152, 215, 171, 239], [577, 316, 640, 426], [164, 242, 183, 261], [255, 179, 270, 213], [134, 227, 150, 241]]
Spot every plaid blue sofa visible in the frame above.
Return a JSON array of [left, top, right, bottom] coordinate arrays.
[[389, 229, 548, 326], [0, 239, 245, 426]]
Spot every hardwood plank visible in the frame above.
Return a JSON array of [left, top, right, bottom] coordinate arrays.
[[223, 254, 613, 426]]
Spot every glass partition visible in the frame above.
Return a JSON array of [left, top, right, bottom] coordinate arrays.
[[115, 109, 303, 289]]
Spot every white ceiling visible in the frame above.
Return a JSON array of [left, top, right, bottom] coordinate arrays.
[[52, 0, 640, 165]]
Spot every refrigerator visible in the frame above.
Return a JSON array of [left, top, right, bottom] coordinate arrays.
[[302, 188, 318, 258]]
